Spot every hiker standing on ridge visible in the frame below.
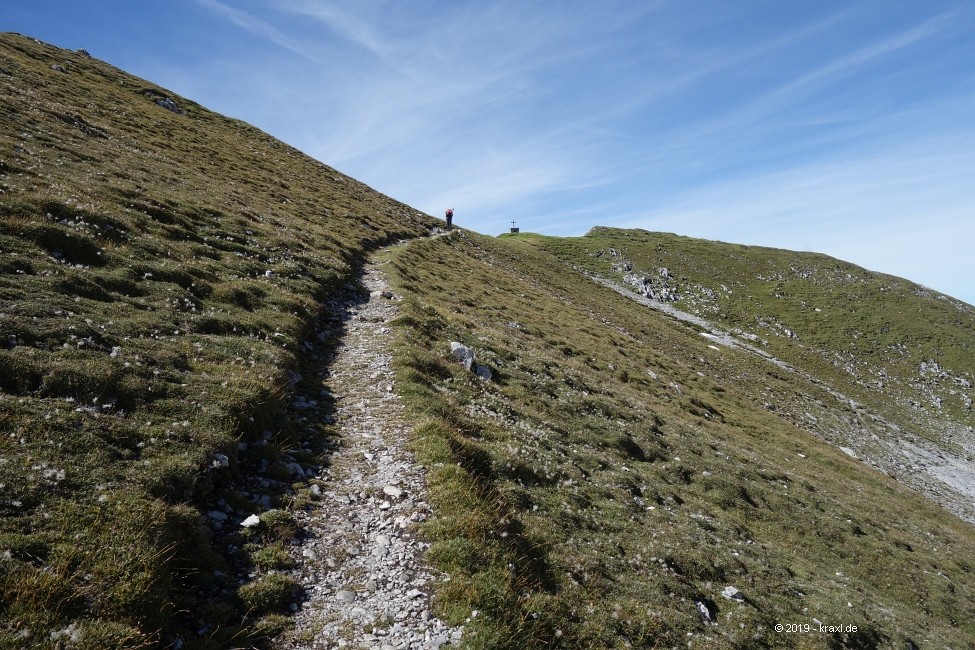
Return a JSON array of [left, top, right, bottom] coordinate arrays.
[[445, 208, 453, 231]]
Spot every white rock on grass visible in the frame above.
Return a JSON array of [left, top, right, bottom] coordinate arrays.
[[449, 341, 474, 367], [240, 514, 261, 528], [722, 586, 744, 601]]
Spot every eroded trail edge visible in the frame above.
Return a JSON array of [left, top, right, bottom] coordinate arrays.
[[281, 252, 462, 649]]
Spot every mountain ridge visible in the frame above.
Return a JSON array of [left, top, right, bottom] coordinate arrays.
[[3, 32, 975, 649], [387, 229, 975, 647], [515, 228, 975, 524]]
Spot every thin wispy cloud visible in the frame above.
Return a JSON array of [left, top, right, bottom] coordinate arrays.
[[11, 0, 972, 302], [729, 11, 956, 125], [621, 128, 975, 299], [194, 0, 311, 60]]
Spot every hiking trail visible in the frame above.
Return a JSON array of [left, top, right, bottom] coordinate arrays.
[[278, 247, 462, 649]]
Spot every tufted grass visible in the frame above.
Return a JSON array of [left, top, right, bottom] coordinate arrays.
[[0, 33, 436, 648], [5, 29, 975, 649], [387, 231, 975, 648], [520, 227, 975, 438]]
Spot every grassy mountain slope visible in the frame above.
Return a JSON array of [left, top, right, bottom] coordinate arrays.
[[530, 227, 975, 427], [4, 30, 975, 650], [388, 231, 975, 648], [1, 33, 436, 648], [522, 229, 975, 524]]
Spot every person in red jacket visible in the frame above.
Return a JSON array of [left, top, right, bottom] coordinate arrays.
[[445, 208, 453, 231]]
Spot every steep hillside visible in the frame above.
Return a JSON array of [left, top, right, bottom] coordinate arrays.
[[0, 33, 436, 648], [388, 231, 975, 648], [522, 229, 975, 525], [5, 30, 975, 650], [531, 227, 975, 425]]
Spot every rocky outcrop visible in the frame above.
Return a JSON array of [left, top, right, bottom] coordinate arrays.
[[450, 342, 492, 381], [623, 269, 679, 302]]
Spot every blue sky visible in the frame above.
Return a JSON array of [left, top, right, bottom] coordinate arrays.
[[5, 1, 975, 304]]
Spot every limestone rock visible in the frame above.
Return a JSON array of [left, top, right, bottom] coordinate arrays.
[[722, 586, 744, 601], [474, 364, 492, 381], [696, 600, 716, 624], [240, 514, 261, 528], [450, 342, 474, 371], [450, 342, 492, 379]]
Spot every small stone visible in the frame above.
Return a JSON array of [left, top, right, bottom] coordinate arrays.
[[383, 485, 404, 499], [696, 600, 715, 624], [153, 95, 184, 114], [474, 364, 492, 381], [240, 514, 261, 528], [722, 586, 744, 601], [336, 590, 356, 603], [449, 342, 474, 363]]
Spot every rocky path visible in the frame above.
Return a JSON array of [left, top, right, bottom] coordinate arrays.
[[279, 252, 462, 649]]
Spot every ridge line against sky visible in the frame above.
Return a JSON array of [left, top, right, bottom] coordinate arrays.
[[3, 0, 974, 304]]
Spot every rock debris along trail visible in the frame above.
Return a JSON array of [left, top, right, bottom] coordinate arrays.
[[281, 251, 462, 649]]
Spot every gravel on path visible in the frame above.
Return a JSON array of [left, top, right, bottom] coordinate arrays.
[[279, 253, 462, 649]]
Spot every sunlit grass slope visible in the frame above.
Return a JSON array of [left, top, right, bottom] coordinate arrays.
[[388, 231, 975, 648], [0, 33, 435, 648], [526, 228, 975, 444]]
